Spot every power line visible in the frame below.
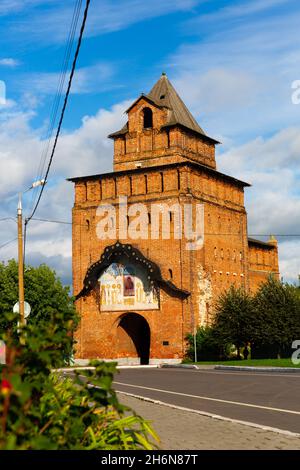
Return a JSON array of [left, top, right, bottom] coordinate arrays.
[[24, 0, 91, 263], [249, 234, 300, 237], [0, 238, 17, 251], [29, 0, 83, 213], [26, 0, 91, 225], [27, 218, 300, 236], [0, 217, 17, 223], [32, 217, 72, 225]]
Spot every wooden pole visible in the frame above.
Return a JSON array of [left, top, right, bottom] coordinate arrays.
[[17, 193, 25, 326]]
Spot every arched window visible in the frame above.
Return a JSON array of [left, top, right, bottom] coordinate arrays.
[[169, 269, 173, 279], [143, 107, 153, 128]]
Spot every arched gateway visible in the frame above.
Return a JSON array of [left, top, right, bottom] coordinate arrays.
[[117, 313, 150, 365], [74, 242, 189, 363]]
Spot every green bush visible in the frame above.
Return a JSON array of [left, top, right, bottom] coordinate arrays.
[[251, 277, 300, 358], [213, 286, 255, 359], [0, 260, 77, 365], [186, 326, 222, 361], [185, 278, 300, 362]]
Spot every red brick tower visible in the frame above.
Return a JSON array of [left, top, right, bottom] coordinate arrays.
[[68, 73, 279, 365]]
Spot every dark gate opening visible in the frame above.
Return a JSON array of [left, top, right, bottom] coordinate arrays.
[[118, 313, 150, 365]]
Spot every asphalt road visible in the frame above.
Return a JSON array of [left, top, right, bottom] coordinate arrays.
[[113, 368, 300, 434]]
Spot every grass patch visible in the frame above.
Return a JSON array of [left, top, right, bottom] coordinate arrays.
[[183, 358, 300, 367]]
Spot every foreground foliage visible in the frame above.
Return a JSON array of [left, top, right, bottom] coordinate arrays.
[[0, 281, 158, 449], [0, 316, 158, 449], [0, 260, 77, 364]]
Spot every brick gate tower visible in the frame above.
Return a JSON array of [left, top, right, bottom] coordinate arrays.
[[68, 73, 279, 365]]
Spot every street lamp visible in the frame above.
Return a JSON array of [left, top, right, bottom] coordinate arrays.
[[17, 179, 46, 326]]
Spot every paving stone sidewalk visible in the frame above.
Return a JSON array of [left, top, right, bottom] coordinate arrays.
[[119, 393, 300, 450]]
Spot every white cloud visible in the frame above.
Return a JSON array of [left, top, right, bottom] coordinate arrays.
[[217, 128, 300, 283], [4, 0, 200, 44], [188, 0, 290, 24], [18, 62, 116, 96], [0, 1, 59, 16], [279, 240, 300, 284], [168, 4, 300, 141], [0, 100, 129, 198], [0, 58, 20, 67], [0, 98, 17, 110], [174, 68, 259, 115]]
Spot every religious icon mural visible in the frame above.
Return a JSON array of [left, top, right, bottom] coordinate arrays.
[[123, 266, 135, 297], [99, 262, 159, 311]]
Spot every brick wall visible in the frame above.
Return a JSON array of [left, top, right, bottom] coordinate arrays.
[[71, 162, 255, 360], [248, 241, 279, 292]]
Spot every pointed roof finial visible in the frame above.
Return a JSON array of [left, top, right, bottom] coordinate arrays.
[[268, 235, 278, 246], [161, 71, 167, 77]]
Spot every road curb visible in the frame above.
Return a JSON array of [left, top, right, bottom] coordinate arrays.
[[54, 365, 160, 373], [215, 365, 300, 373]]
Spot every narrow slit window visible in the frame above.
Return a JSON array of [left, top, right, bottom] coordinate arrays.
[[160, 172, 164, 192]]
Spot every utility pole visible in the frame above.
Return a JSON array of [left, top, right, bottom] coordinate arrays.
[[17, 193, 25, 326], [16, 180, 45, 328]]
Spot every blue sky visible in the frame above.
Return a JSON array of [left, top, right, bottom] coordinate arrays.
[[0, 0, 300, 285]]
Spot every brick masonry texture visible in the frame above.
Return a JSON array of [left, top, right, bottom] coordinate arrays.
[[70, 76, 279, 363]]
